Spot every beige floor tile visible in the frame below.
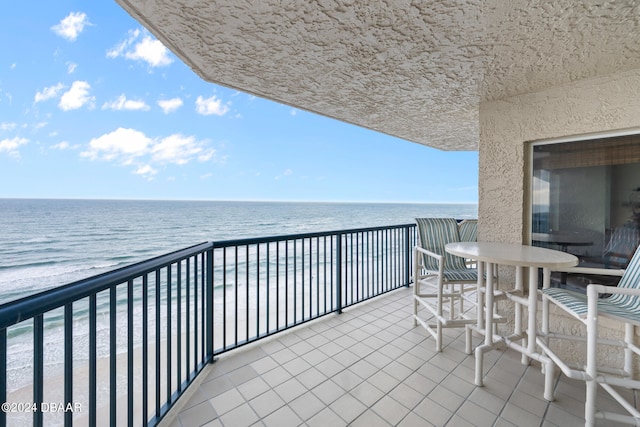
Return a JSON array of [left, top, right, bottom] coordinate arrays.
[[350, 408, 393, 427], [387, 383, 425, 410], [381, 360, 413, 382], [349, 381, 385, 407], [367, 370, 399, 394], [500, 402, 544, 427], [312, 379, 346, 405], [250, 356, 279, 375], [282, 356, 312, 376], [371, 395, 411, 425], [315, 357, 344, 377], [329, 393, 367, 424], [177, 401, 217, 427], [289, 391, 326, 421], [262, 405, 303, 427], [348, 359, 379, 380], [273, 377, 307, 403], [466, 386, 507, 415], [445, 414, 475, 427], [288, 339, 314, 356], [218, 403, 259, 427], [237, 377, 271, 401], [455, 399, 498, 426], [427, 385, 465, 413], [260, 365, 292, 388], [248, 389, 285, 418], [306, 407, 346, 427], [397, 411, 435, 426], [413, 398, 454, 426], [332, 368, 363, 391], [295, 366, 327, 389], [209, 388, 245, 415]]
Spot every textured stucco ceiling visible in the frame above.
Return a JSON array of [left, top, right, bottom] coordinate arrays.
[[115, 0, 640, 151]]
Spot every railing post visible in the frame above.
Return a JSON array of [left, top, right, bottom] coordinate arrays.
[[335, 234, 342, 314], [206, 244, 214, 363], [405, 226, 411, 287]]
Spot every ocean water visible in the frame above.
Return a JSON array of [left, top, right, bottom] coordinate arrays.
[[0, 198, 477, 305], [0, 198, 477, 405]]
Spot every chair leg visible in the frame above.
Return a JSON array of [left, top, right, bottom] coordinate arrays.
[[413, 250, 420, 327], [585, 287, 598, 426], [624, 323, 634, 379], [585, 380, 597, 426], [448, 284, 455, 319], [465, 324, 472, 355]]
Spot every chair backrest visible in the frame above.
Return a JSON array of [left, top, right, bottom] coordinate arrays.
[[615, 245, 640, 290], [608, 245, 640, 309], [415, 218, 469, 271], [603, 223, 640, 269], [458, 219, 478, 242]]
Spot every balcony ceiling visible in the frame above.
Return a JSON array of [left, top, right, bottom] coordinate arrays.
[[115, 0, 640, 151]]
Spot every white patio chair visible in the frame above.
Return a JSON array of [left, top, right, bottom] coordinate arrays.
[[538, 245, 640, 426], [413, 218, 479, 351], [458, 219, 478, 268], [458, 219, 478, 242]]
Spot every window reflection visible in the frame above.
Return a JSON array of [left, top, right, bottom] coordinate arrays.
[[531, 134, 640, 290]]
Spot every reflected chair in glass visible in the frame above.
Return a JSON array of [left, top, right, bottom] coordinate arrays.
[[539, 245, 640, 426]]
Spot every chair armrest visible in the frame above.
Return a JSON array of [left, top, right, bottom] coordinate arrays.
[[551, 266, 625, 277], [415, 246, 443, 263], [587, 283, 640, 298]]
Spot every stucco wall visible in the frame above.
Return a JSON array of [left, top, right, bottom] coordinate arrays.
[[478, 68, 640, 371]]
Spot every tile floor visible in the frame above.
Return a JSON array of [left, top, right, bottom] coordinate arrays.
[[164, 287, 634, 427]]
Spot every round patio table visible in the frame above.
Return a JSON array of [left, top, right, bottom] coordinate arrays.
[[445, 241, 578, 401]]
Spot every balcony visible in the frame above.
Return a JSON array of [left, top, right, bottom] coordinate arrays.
[[166, 287, 625, 427], [0, 223, 629, 426]]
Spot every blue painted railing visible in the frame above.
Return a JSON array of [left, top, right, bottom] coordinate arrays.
[[0, 224, 416, 427]]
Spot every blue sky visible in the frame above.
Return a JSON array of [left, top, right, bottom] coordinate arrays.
[[0, 1, 478, 203]]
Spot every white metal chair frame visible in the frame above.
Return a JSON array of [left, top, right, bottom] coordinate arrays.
[[539, 248, 640, 426], [413, 218, 479, 352]]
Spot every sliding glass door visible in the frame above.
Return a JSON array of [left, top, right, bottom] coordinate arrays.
[[531, 132, 640, 290]]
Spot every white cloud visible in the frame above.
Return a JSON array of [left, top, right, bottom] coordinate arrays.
[[0, 137, 28, 157], [0, 122, 17, 131], [59, 81, 94, 111], [51, 141, 79, 150], [102, 94, 150, 111], [107, 29, 173, 68], [151, 134, 215, 165], [51, 12, 90, 41], [134, 164, 157, 180], [10, 64, 16, 70], [290, 109, 297, 116], [82, 128, 220, 177], [81, 128, 151, 162], [195, 95, 230, 116], [67, 63, 77, 74], [275, 168, 293, 180], [35, 83, 64, 103], [157, 98, 183, 114]]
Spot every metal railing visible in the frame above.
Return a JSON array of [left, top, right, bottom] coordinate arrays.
[[0, 224, 416, 427], [210, 224, 416, 353]]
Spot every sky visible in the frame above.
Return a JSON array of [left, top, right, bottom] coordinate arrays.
[[0, 1, 478, 204]]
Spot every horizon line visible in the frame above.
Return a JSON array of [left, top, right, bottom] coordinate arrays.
[[0, 196, 478, 205]]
